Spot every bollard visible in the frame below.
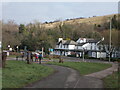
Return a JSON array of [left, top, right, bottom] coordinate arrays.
[[31, 53, 33, 62], [49, 55, 51, 60], [59, 56, 64, 63], [2, 52, 7, 68], [16, 56, 18, 60]]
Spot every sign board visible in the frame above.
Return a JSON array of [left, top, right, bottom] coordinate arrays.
[[50, 49, 54, 52]]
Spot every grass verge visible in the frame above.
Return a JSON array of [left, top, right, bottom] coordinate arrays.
[[2, 60, 54, 88], [47, 62, 112, 75], [103, 71, 119, 88], [0, 68, 2, 89]]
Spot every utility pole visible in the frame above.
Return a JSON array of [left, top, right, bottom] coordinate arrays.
[[16, 46, 19, 52], [109, 17, 112, 62]]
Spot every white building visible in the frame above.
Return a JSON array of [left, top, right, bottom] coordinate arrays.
[[54, 38, 106, 58], [54, 38, 77, 56]]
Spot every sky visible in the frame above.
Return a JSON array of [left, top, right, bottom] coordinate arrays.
[[1, 2, 118, 24]]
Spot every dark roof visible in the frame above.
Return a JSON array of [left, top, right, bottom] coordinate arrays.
[[76, 43, 86, 46], [87, 40, 99, 43], [63, 40, 77, 45]]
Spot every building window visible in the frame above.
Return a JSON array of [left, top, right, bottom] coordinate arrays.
[[64, 45, 65, 48]]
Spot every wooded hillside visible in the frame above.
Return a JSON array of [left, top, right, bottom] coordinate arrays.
[[2, 14, 120, 53]]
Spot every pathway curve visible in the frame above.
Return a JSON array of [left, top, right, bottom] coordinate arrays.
[[85, 63, 118, 79], [7, 57, 118, 88], [25, 64, 103, 88]]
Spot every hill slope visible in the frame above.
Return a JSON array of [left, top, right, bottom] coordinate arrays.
[[42, 14, 117, 29]]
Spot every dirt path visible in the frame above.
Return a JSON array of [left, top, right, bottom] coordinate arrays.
[[25, 64, 103, 88]]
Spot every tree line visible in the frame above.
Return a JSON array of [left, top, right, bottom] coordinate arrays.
[[2, 14, 120, 54]]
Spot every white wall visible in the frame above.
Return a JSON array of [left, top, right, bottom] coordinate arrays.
[[82, 43, 91, 50], [68, 45, 75, 49], [97, 52, 106, 58], [77, 46, 83, 49], [76, 38, 86, 43]]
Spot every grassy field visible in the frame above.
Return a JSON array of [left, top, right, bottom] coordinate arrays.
[[2, 60, 54, 88], [47, 62, 112, 75], [103, 71, 119, 88]]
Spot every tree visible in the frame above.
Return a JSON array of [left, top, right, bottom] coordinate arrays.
[[2, 20, 20, 50], [19, 24, 26, 33], [101, 29, 119, 58]]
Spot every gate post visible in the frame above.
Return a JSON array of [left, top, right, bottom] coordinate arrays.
[[2, 52, 7, 68]]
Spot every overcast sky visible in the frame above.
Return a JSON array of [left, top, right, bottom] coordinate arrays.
[[1, 2, 118, 24]]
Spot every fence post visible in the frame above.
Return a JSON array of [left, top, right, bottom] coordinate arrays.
[[2, 52, 7, 68]]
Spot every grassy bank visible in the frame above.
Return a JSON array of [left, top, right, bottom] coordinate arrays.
[[103, 71, 119, 88], [2, 60, 54, 88], [47, 62, 112, 75]]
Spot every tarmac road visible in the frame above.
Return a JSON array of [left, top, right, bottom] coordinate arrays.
[[25, 64, 103, 88]]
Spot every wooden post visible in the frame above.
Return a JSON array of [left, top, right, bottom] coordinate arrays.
[[2, 52, 7, 68], [26, 51, 32, 64], [49, 55, 51, 60], [59, 56, 64, 63]]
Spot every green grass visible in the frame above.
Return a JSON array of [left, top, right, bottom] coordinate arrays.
[[0, 69, 2, 89], [47, 62, 112, 75], [43, 58, 59, 60], [2, 60, 54, 88], [103, 71, 119, 88]]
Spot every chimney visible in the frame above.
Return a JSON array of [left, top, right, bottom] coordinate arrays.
[[58, 38, 63, 42]]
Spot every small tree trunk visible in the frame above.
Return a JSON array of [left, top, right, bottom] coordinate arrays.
[[2, 52, 7, 68]]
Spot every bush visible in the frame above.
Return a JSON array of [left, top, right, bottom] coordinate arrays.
[[100, 57, 119, 62]]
